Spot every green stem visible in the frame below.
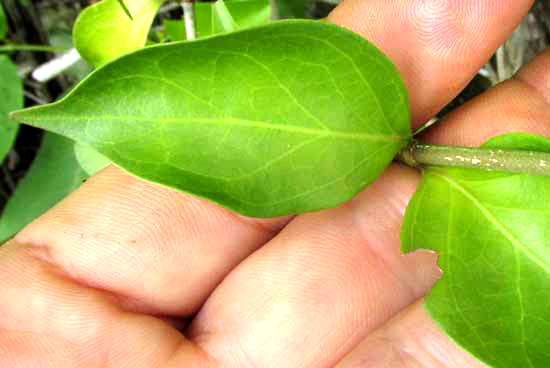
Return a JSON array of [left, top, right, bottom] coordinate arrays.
[[0, 44, 66, 53], [397, 142, 550, 176]]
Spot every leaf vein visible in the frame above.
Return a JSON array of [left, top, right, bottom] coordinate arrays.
[[213, 49, 330, 131], [31, 114, 407, 142]]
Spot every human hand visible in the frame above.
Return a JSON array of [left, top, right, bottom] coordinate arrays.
[[1, 0, 543, 366]]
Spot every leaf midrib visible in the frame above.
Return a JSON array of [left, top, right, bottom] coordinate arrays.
[[24, 114, 408, 142], [431, 170, 550, 275]]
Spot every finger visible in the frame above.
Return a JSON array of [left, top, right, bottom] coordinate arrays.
[[329, 0, 533, 127], [0, 241, 214, 368], [335, 301, 487, 368], [16, 166, 290, 316], [187, 166, 440, 368], [423, 49, 550, 146], [187, 1, 534, 367]]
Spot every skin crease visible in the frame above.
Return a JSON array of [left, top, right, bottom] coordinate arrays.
[[0, 0, 546, 367]]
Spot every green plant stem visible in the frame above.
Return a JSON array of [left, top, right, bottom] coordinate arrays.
[[397, 142, 550, 176], [0, 44, 66, 53]]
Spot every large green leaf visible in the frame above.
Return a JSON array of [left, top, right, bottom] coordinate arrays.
[[73, 0, 164, 67], [402, 133, 550, 367], [11, 20, 411, 218], [0, 56, 22, 163], [0, 4, 7, 39], [0, 133, 87, 242]]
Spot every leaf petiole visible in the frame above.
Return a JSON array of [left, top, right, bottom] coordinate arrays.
[[397, 141, 550, 176]]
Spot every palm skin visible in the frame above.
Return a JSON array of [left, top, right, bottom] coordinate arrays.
[[2, 0, 548, 367]]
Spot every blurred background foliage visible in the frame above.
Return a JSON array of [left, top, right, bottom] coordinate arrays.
[[0, 0, 548, 241]]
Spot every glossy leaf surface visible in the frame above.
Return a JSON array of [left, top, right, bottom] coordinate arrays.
[[0, 133, 87, 242], [12, 20, 411, 217], [0, 56, 22, 162], [73, 0, 164, 67], [402, 133, 550, 367]]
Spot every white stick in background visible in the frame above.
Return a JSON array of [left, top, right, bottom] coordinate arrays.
[[32, 48, 81, 82], [182, 0, 197, 40]]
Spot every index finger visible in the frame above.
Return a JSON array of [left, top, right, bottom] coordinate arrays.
[[330, 0, 533, 127]]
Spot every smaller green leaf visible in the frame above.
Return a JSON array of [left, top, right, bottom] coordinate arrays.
[[0, 56, 22, 163], [73, 0, 164, 67], [74, 142, 111, 176], [0, 4, 7, 39], [116, 0, 134, 20], [0, 133, 87, 242], [402, 133, 550, 368]]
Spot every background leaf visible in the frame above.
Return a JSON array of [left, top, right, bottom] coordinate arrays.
[[0, 133, 87, 242], [402, 133, 550, 368], [164, 18, 187, 41], [0, 56, 22, 163], [12, 20, 411, 218], [190, 0, 270, 38], [194, 0, 236, 37], [210, 0, 238, 33], [0, 3, 7, 39], [225, 0, 271, 29], [73, 0, 164, 67]]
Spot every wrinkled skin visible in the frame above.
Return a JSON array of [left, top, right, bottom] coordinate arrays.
[[3, 0, 549, 366]]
